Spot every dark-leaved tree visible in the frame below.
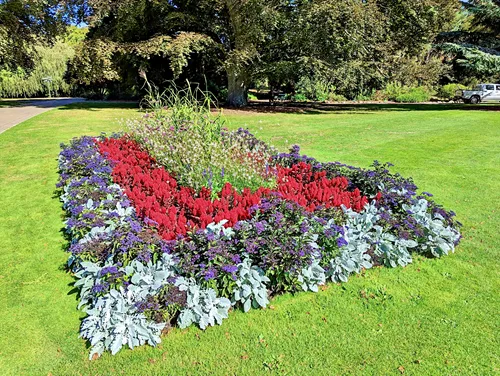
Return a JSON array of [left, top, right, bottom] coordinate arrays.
[[68, 0, 285, 106]]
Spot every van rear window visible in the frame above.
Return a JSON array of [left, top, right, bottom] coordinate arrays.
[[485, 85, 494, 90]]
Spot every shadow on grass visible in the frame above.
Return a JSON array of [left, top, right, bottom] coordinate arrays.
[[0, 99, 138, 111], [0, 100, 25, 108], [232, 102, 500, 115], [57, 101, 139, 111]]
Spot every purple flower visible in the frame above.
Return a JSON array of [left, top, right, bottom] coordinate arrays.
[[222, 265, 238, 274], [300, 220, 309, 234], [336, 237, 348, 248], [137, 250, 152, 263], [206, 232, 216, 242], [92, 283, 109, 294], [204, 267, 217, 281], [324, 228, 336, 238], [245, 240, 258, 254], [291, 145, 301, 155], [100, 266, 119, 276], [144, 217, 159, 227], [272, 211, 284, 224], [230, 254, 241, 264], [130, 220, 142, 233], [255, 221, 267, 235]]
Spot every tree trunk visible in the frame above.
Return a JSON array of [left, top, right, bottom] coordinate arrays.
[[226, 65, 248, 107]]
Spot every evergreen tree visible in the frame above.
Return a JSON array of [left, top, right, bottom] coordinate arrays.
[[438, 0, 500, 80]]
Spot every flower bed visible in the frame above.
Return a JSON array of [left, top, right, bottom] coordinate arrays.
[[58, 130, 461, 359]]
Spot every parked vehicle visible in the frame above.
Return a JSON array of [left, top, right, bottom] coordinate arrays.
[[456, 84, 500, 104]]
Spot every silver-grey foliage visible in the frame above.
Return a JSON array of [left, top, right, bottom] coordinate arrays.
[[232, 258, 270, 311], [175, 278, 232, 330], [80, 288, 165, 359], [327, 203, 376, 283], [373, 228, 417, 267], [298, 261, 326, 292], [404, 199, 461, 257], [74, 260, 111, 309], [125, 254, 177, 300]]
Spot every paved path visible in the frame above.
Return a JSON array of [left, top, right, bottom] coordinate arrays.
[[0, 97, 85, 134]]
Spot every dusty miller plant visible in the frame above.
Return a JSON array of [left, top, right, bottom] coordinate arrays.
[[298, 261, 326, 292], [232, 258, 270, 312], [405, 199, 461, 257], [80, 287, 165, 359], [175, 277, 231, 330]]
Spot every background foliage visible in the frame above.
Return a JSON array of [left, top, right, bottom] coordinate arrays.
[[437, 0, 500, 82], [63, 0, 465, 103], [0, 26, 86, 98], [1, 0, 499, 102]]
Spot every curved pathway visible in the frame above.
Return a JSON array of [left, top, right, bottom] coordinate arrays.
[[0, 97, 85, 134]]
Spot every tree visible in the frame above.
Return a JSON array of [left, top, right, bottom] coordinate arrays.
[[222, 0, 283, 106], [69, 0, 461, 102], [260, 0, 459, 98], [68, 0, 285, 105], [0, 26, 85, 98], [0, 0, 76, 70], [437, 0, 500, 80]]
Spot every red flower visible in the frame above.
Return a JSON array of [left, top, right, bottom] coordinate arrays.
[[97, 138, 369, 240]]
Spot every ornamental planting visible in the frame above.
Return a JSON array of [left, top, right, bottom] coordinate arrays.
[[57, 119, 461, 359]]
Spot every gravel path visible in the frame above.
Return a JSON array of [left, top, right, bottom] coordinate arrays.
[[0, 97, 85, 134]]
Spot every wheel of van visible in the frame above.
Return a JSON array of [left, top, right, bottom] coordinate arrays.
[[469, 95, 481, 104]]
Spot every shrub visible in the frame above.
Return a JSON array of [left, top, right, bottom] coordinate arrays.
[[292, 93, 307, 102], [296, 75, 337, 102], [382, 83, 433, 103], [394, 87, 432, 103], [328, 92, 347, 102], [371, 90, 389, 102], [437, 83, 467, 100]]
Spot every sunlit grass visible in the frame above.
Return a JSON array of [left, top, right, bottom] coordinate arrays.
[[0, 102, 498, 375]]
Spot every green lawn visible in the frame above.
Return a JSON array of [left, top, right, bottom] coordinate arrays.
[[0, 103, 499, 375]]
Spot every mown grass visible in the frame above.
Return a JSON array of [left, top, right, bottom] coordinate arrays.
[[0, 102, 498, 375]]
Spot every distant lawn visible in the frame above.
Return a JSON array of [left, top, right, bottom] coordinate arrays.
[[0, 103, 498, 375]]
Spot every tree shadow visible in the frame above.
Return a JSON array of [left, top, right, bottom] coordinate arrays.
[[232, 101, 500, 114], [0, 98, 139, 111], [57, 101, 139, 111], [0, 98, 89, 109]]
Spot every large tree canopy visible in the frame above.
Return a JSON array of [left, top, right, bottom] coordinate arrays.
[[0, 0, 77, 70], [259, 0, 459, 97], [39, 0, 460, 103]]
